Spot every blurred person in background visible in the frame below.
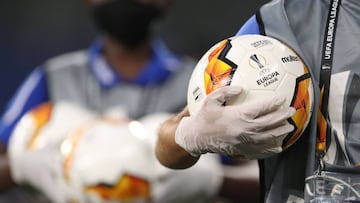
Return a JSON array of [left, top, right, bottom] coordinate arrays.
[[0, 0, 223, 202], [0, 0, 261, 202]]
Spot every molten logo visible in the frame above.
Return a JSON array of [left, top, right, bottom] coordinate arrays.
[[281, 55, 299, 63]]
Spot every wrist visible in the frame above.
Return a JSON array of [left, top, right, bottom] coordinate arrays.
[[155, 113, 199, 169], [174, 117, 202, 157], [173, 107, 190, 122]]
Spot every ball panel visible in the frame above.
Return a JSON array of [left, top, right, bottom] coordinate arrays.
[[24, 102, 53, 150], [227, 89, 276, 107], [204, 39, 234, 94], [275, 73, 297, 107], [85, 174, 151, 202], [187, 50, 210, 115], [233, 35, 276, 52], [7, 102, 54, 161], [282, 73, 313, 149]]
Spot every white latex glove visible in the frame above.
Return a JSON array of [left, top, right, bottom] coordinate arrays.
[[175, 86, 296, 159]]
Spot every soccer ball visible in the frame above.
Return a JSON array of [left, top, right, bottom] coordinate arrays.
[[9, 102, 223, 203], [63, 114, 223, 203], [187, 34, 314, 150], [61, 118, 157, 203], [8, 102, 96, 154]]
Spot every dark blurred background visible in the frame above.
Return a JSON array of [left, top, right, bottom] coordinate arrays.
[[0, 0, 267, 113]]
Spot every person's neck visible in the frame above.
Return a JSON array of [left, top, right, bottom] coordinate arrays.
[[102, 35, 152, 81]]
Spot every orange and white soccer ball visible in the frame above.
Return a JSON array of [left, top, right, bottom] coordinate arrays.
[[8, 102, 96, 154], [60, 114, 224, 203], [60, 118, 157, 203], [187, 34, 314, 150], [9, 103, 223, 203]]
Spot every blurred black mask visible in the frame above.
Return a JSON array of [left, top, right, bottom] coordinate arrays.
[[91, 0, 163, 48]]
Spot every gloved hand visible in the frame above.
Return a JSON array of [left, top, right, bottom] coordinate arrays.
[[175, 86, 296, 159]]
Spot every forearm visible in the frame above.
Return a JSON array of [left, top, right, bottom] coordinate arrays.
[[155, 108, 199, 169]]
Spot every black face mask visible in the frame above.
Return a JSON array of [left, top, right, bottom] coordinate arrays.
[[91, 0, 163, 48]]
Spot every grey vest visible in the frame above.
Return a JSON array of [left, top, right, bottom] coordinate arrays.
[[43, 50, 196, 119], [259, 0, 360, 202]]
